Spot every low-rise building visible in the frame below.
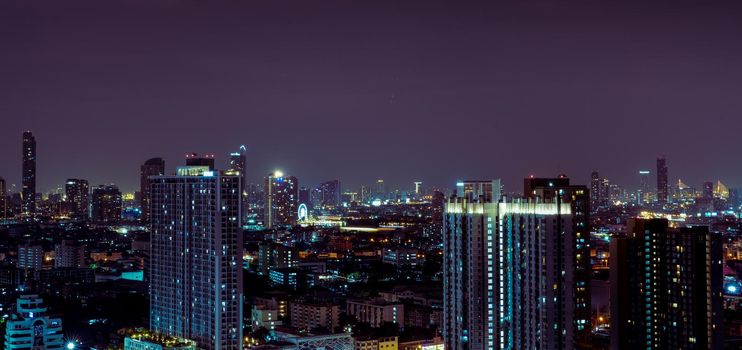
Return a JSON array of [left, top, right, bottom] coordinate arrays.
[[124, 329, 196, 350], [252, 304, 282, 332], [4, 295, 64, 350], [289, 301, 340, 332], [346, 299, 404, 328]]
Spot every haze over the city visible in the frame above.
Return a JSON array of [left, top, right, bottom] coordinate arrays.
[[2, 0, 742, 192]]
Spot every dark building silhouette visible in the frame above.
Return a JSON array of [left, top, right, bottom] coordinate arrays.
[[21, 131, 36, 215], [64, 178, 89, 219], [657, 156, 668, 204], [228, 145, 247, 221], [91, 185, 122, 223], [140, 157, 165, 224], [314, 180, 341, 209], [523, 176, 592, 344], [590, 171, 600, 211], [185, 153, 215, 170], [610, 219, 723, 350], [0, 177, 7, 219], [703, 181, 714, 199]]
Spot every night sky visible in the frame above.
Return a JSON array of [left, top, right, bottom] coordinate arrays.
[[2, 0, 742, 194]]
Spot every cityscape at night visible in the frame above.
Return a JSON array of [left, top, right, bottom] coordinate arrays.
[[2, 0, 742, 349]]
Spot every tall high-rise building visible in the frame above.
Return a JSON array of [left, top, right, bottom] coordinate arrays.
[[91, 185, 122, 223], [703, 181, 714, 199], [228, 145, 247, 222], [315, 180, 341, 209], [264, 172, 298, 228], [443, 179, 500, 350], [590, 171, 600, 210], [185, 153, 215, 170], [149, 166, 243, 350], [21, 131, 36, 215], [444, 177, 589, 350], [656, 156, 668, 204], [140, 157, 165, 225], [4, 295, 64, 350], [65, 178, 89, 219], [376, 179, 386, 200], [0, 176, 7, 219], [638, 170, 651, 203], [610, 219, 723, 350]]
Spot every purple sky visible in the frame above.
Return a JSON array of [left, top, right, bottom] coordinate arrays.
[[2, 0, 742, 194]]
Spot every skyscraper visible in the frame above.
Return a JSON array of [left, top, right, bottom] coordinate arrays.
[[656, 156, 668, 204], [638, 170, 651, 203], [91, 184, 122, 223], [21, 131, 36, 215], [610, 219, 723, 350], [228, 145, 247, 222], [149, 166, 243, 350], [523, 177, 591, 344], [264, 171, 298, 228], [315, 180, 341, 209], [0, 176, 7, 219], [443, 177, 589, 350], [590, 171, 600, 210], [443, 179, 500, 350], [140, 157, 165, 225], [65, 178, 89, 219]]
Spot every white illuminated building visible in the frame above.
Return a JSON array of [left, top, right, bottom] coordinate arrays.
[[149, 166, 243, 350], [4, 295, 64, 350], [443, 179, 582, 350]]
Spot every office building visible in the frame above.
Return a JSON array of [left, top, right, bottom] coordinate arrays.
[[290, 301, 340, 332], [140, 157, 165, 225], [264, 171, 298, 228], [92, 185, 122, 223], [314, 180, 341, 209], [65, 178, 89, 219], [4, 295, 63, 350], [149, 166, 242, 350], [443, 177, 589, 350], [590, 171, 600, 210], [656, 156, 668, 203], [610, 219, 723, 350], [21, 131, 36, 215], [638, 170, 651, 203], [257, 242, 298, 276], [18, 245, 43, 270]]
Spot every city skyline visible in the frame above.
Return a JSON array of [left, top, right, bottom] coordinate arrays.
[[3, 0, 742, 192]]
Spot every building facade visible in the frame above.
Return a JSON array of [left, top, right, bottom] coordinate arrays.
[[140, 157, 165, 225], [64, 178, 89, 219], [18, 245, 43, 270], [610, 219, 723, 350], [264, 172, 298, 228], [228, 145, 247, 222], [4, 295, 63, 350], [149, 167, 243, 350], [290, 301, 340, 332], [91, 184, 122, 223], [443, 178, 589, 350], [346, 299, 404, 328], [21, 131, 36, 215], [657, 156, 668, 204]]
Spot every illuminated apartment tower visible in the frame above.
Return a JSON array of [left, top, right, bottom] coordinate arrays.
[[443, 177, 589, 350], [443, 179, 501, 350], [0, 177, 7, 219], [590, 171, 600, 211], [523, 177, 591, 345], [65, 178, 89, 219], [140, 157, 165, 224], [149, 166, 243, 350], [264, 172, 298, 228], [610, 219, 723, 350], [656, 156, 668, 204], [21, 131, 36, 215]]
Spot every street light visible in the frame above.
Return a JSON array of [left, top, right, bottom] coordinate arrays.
[[66, 342, 76, 350]]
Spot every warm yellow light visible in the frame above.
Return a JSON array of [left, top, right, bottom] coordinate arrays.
[[274, 170, 284, 177]]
